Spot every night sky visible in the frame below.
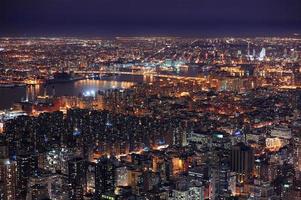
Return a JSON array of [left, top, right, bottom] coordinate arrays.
[[1, 0, 301, 37]]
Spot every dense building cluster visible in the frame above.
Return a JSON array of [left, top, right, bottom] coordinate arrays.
[[1, 81, 301, 199], [0, 37, 300, 87], [1, 37, 301, 200]]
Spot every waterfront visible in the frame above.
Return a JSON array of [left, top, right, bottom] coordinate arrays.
[[0, 75, 140, 109]]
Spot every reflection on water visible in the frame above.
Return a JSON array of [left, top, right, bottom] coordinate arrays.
[[0, 79, 135, 109], [74, 79, 134, 92]]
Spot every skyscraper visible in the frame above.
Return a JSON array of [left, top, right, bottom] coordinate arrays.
[[231, 143, 254, 182], [16, 153, 38, 200], [258, 48, 266, 61], [95, 156, 119, 198], [68, 157, 87, 200], [0, 142, 17, 200]]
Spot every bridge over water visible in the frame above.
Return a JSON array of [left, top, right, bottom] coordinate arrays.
[[73, 70, 206, 81]]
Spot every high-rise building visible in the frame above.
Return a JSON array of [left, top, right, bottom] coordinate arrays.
[[293, 134, 301, 178], [231, 143, 254, 182], [247, 42, 250, 57], [0, 142, 17, 200], [211, 160, 231, 200], [258, 48, 266, 61], [95, 156, 119, 197], [68, 157, 87, 200], [86, 162, 96, 194], [16, 153, 38, 200]]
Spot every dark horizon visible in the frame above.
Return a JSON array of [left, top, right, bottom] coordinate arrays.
[[1, 28, 301, 38], [1, 0, 301, 37]]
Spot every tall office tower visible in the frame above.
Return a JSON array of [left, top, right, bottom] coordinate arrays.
[[231, 142, 254, 182], [211, 159, 231, 200], [293, 135, 301, 178], [209, 133, 232, 199], [95, 156, 119, 197], [209, 132, 231, 166], [173, 127, 184, 147], [68, 157, 87, 200], [65, 109, 92, 157], [247, 42, 250, 57], [36, 111, 64, 150], [4, 115, 39, 158], [258, 48, 266, 61], [16, 154, 38, 200], [0, 142, 17, 200], [172, 120, 188, 147], [86, 162, 96, 194], [284, 48, 288, 58]]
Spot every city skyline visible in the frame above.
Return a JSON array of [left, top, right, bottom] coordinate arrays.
[[1, 1, 301, 200]]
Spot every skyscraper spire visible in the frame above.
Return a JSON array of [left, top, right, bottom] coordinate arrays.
[[247, 41, 250, 57]]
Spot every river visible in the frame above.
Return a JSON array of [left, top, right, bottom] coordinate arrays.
[[0, 74, 148, 109]]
